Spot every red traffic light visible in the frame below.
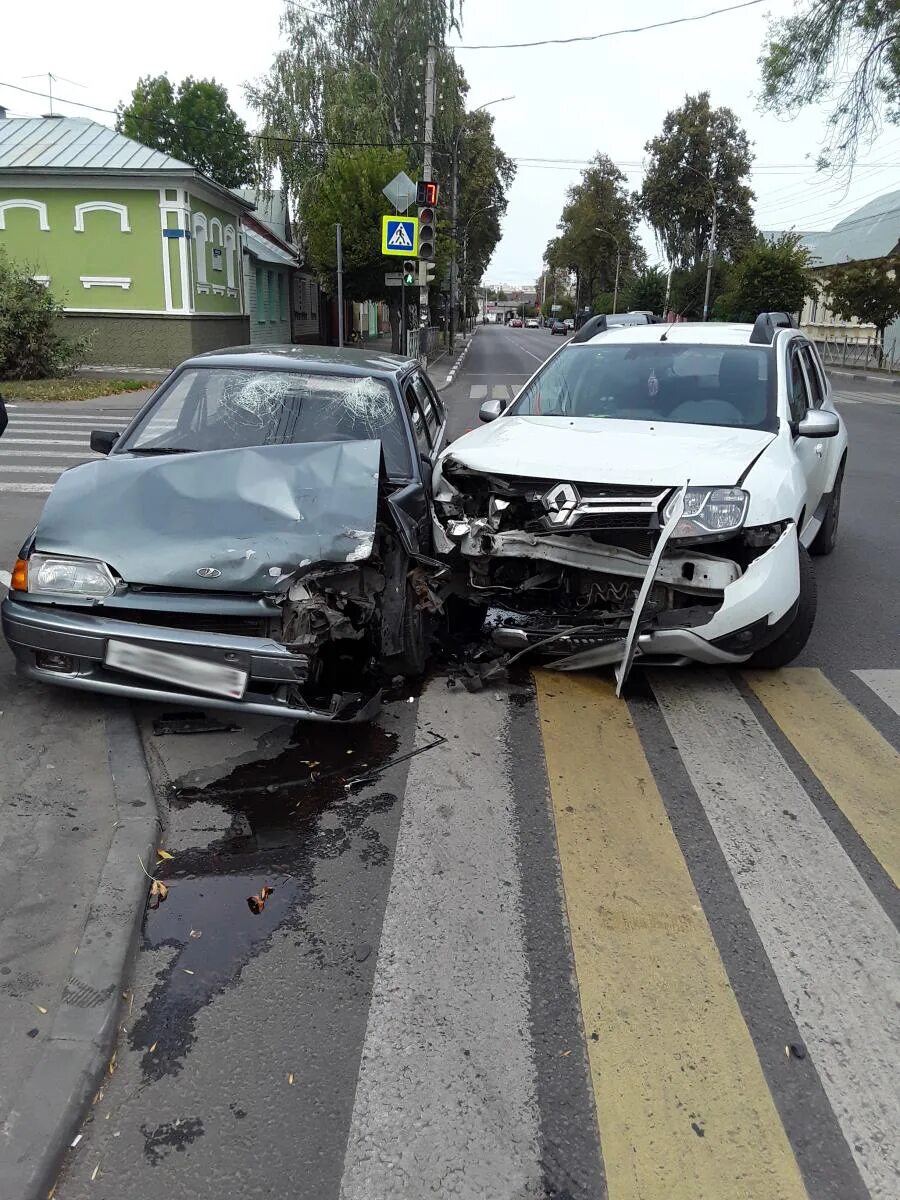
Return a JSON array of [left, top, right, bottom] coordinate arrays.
[[416, 180, 439, 206]]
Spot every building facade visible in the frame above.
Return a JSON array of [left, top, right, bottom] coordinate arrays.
[[0, 115, 253, 367]]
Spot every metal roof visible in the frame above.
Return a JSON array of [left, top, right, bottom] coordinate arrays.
[[764, 187, 900, 267], [243, 226, 297, 268]]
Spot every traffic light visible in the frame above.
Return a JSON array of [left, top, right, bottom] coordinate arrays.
[[402, 259, 417, 286], [418, 206, 436, 261], [416, 180, 439, 206]]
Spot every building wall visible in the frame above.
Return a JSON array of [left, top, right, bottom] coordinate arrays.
[[243, 253, 292, 344], [189, 194, 243, 316], [0, 186, 164, 310], [291, 271, 320, 343], [61, 313, 249, 367]]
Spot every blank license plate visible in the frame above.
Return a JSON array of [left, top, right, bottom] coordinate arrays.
[[105, 640, 248, 699]]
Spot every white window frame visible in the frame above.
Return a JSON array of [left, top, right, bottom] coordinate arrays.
[[0, 198, 49, 231], [193, 212, 208, 285], [224, 224, 236, 290], [73, 201, 130, 233]]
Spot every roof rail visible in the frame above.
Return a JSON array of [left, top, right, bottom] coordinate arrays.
[[749, 311, 798, 344]]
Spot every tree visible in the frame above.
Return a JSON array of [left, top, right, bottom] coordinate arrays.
[[640, 92, 755, 271], [457, 110, 516, 316], [117, 76, 254, 188], [760, 2, 900, 170], [0, 251, 87, 379], [717, 234, 814, 322], [624, 267, 669, 314], [822, 258, 900, 359], [546, 153, 645, 314]]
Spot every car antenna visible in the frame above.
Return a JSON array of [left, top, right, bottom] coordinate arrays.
[[660, 290, 703, 341]]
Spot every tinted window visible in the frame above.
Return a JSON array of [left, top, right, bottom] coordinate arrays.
[[413, 374, 439, 433], [121, 367, 412, 476], [403, 380, 431, 451], [801, 345, 825, 407], [789, 352, 810, 423], [509, 343, 775, 431]]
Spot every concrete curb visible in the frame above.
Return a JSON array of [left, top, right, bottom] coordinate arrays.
[[437, 329, 477, 392], [0, 707, 161, 1200], [826, 366, 900, 387]]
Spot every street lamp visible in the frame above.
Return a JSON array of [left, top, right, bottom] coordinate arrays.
[[450, 95, 514, 350], [678, 164, 718, 321], [595, 226, 622, 315], [462, 204, 497, 324]]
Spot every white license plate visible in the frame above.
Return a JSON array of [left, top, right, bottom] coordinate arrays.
[[105, 640, 248, 699]]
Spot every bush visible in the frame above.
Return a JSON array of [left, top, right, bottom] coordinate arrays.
[[0, 251, 89, 380]]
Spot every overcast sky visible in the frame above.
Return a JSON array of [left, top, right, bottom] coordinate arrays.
[[3, 0, 899, 289]]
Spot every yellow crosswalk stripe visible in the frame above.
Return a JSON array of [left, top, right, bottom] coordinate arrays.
[[745, 668, 900, 887], [534, 671, 807, 1200]]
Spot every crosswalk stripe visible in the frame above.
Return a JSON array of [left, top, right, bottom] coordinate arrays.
[[534, 672, 807, 1200], [0, 450, 99, 459], [339, 684, 542, 1199], [0, 438, 91, 447], [8, 423, 126, 432], [0, 465, 73, 474], [745, 669, 900, 886], [490, 385, 511, 401], [854, 668, 900, 717], [470, 384, 487, 400], [652, 670, 900, 1200], [0, 483, 54, 492]]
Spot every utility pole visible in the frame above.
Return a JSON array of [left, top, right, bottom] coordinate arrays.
[[703, 201, 718, 322], [420, 44, 436, 320], [450, 130, 460, 351], [336, 223, 344, 347]]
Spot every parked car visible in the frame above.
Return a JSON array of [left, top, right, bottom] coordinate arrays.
[[2, 347, 449, 723], [524, 318, 540, 329], [509, 318, 523, 328], [564, 318, 575, 331], [431, 312, 847, 689], [549, 319, 568, 335]]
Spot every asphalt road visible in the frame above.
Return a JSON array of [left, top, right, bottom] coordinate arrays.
[[0, 337, 897, 1200]]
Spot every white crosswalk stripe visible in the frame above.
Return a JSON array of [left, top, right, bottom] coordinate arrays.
[[0, 407, 140, 494]]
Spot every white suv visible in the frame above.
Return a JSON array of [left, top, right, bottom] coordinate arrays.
[[433, 313, 847, 689]]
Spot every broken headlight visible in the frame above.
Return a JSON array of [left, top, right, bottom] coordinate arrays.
[[664, 487, 749, 542], [26, 553, 116, 598]]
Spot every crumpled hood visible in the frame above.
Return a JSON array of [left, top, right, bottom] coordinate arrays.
[[442, 415, 774, 487], [35, 441, 383, 592]]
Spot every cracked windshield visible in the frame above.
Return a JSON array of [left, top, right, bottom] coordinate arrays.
[[0, 1, 898, 1199]]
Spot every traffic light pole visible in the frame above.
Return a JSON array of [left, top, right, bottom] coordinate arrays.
[[449, 130, 459, 352], [421, 44, 436, 320], [401, 276, 407, 356]]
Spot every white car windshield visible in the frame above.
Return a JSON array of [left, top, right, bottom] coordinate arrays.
[[120, 366, 412, 474], [509, 343, 776, 431]]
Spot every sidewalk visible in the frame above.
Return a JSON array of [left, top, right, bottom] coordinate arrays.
[[826, 364, 900, 388]]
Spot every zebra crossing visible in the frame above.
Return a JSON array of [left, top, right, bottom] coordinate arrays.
[[0, 403, 144, 493]]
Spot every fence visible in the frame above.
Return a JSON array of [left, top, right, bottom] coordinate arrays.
[[816, 334, 897, 372]]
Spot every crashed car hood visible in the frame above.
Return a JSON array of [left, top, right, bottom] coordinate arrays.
[[443, 416, 774, 487], [35, 441, 384, 592]]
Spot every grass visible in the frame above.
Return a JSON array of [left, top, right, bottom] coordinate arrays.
[[0, 378, 152, 403]]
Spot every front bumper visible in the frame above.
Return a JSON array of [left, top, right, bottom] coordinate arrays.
[[1, 597, 380, 723]]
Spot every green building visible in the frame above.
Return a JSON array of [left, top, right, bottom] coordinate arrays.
[[0, 113, 254, 367]]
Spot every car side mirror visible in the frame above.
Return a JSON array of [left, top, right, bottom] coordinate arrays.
[[90, 430, 120, 455], [796, 409, 839, 439], [479, 398, 504, 423]]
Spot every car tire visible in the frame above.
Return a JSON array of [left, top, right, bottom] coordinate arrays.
[[748, 545, 817, 669], [809, 461, 844, 557], [383, 583, 427, 677]]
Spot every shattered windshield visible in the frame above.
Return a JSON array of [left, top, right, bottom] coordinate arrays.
[[121, 366, 412, 475], [509, 343, 776, 431]]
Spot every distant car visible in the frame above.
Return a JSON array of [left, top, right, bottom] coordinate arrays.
[[524, 318, 540, 329], [509, 318, 523, 328], [564, 318, 575, 331], [550, 319, 568, 335]]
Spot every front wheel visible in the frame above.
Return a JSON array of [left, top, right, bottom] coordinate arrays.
[[810, 462, 844, 557], [748, 545, 817, 668]]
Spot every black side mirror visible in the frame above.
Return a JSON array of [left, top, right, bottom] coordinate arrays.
[[479, 398, 504, 423], [90, 430, 120, 455]]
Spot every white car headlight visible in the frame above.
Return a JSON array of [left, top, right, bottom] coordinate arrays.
[[663, 487, 749, 540], [28, 554, 115, 598]]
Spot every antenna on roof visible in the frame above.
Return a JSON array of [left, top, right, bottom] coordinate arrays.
[[22, 72, 86, 116]]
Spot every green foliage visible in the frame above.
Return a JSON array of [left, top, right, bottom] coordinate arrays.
[[640, 91, 755, 269], [822, 258, 900, 337], [546, 153, 646, 311], [717, 234, 814, 322], [760, 1, 900, 169], [0, 252, 88, 380], [458, 109, 516, 309], [669, 261, 730, 320], [117, 75, 254, 188], [624, 267, 669, 315]]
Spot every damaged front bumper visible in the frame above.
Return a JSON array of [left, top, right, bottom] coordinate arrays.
[[1, 596, 382, 722]]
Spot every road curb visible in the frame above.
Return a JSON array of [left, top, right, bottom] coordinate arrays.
[[0, 706, 161, 1200], [437, 329, 477, 391], [826, 366, 900, 387]]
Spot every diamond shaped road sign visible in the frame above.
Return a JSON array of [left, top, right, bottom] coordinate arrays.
[[382, 171, 417, 214]]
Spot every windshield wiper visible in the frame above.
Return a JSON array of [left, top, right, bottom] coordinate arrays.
[[127, 446, 196, 455]]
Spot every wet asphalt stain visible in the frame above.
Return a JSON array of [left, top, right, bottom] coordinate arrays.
[[130, 720, 404, 1082], [141, 1116, 205, 1164]]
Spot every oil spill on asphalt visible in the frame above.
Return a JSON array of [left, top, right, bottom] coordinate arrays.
[[130, 717, 404, 1081]]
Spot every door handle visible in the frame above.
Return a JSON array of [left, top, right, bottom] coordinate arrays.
[[815, 442, 824, 457]]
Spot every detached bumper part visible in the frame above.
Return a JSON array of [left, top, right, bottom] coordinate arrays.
[[1, 598, 380, 722]]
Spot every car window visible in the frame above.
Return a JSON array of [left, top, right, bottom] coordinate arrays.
[[403, 379, 432, 451], [419, 372, 445, 429], [800, 345, 825, 408], [789, 351, 810, 424], [508, 343, 776, 431], [413, 373, 439, 435], [120, 367, 412, 476]]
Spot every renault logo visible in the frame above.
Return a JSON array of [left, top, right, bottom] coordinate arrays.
[[196, 567, 221, 579], [542, 483, 579, 526]]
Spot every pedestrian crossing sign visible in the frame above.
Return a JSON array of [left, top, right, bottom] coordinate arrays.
[[382, 215, 419, 256]]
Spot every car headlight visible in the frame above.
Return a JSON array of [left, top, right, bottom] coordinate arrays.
[[663, 487, 749, 541], [27, 553, 116, 598]]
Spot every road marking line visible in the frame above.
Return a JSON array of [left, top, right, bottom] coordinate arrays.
[[0, 570, 10, 589], [338, 683, 541, 1199], [854, 669, 900, 717], [1, 438, 91, 447], [653, 670, 900, 1199], [491, 385, 512, 401], [745, 668, 900, 886], [535, 672, 806, 1200], [0, 465, 70, 473], [507, 337, 546, 362], [0, 450, 99, 460], [0, 483, 54, 492], [470, 384, 487, 400]]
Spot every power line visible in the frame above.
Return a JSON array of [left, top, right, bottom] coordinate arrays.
[[452, 0, 766, 50]]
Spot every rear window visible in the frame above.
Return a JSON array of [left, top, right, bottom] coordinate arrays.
[[509, 343, 775, 431]]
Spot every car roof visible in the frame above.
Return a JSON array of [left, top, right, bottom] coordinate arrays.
[[581, 321, 782, 347], [182, 343, 417, 378]]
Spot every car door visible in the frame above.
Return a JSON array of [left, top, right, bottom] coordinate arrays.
[[388, 371, 434, 555], [788, 342, 829, 533]]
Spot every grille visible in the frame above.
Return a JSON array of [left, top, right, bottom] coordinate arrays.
[[86, 608, 272, 638]]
